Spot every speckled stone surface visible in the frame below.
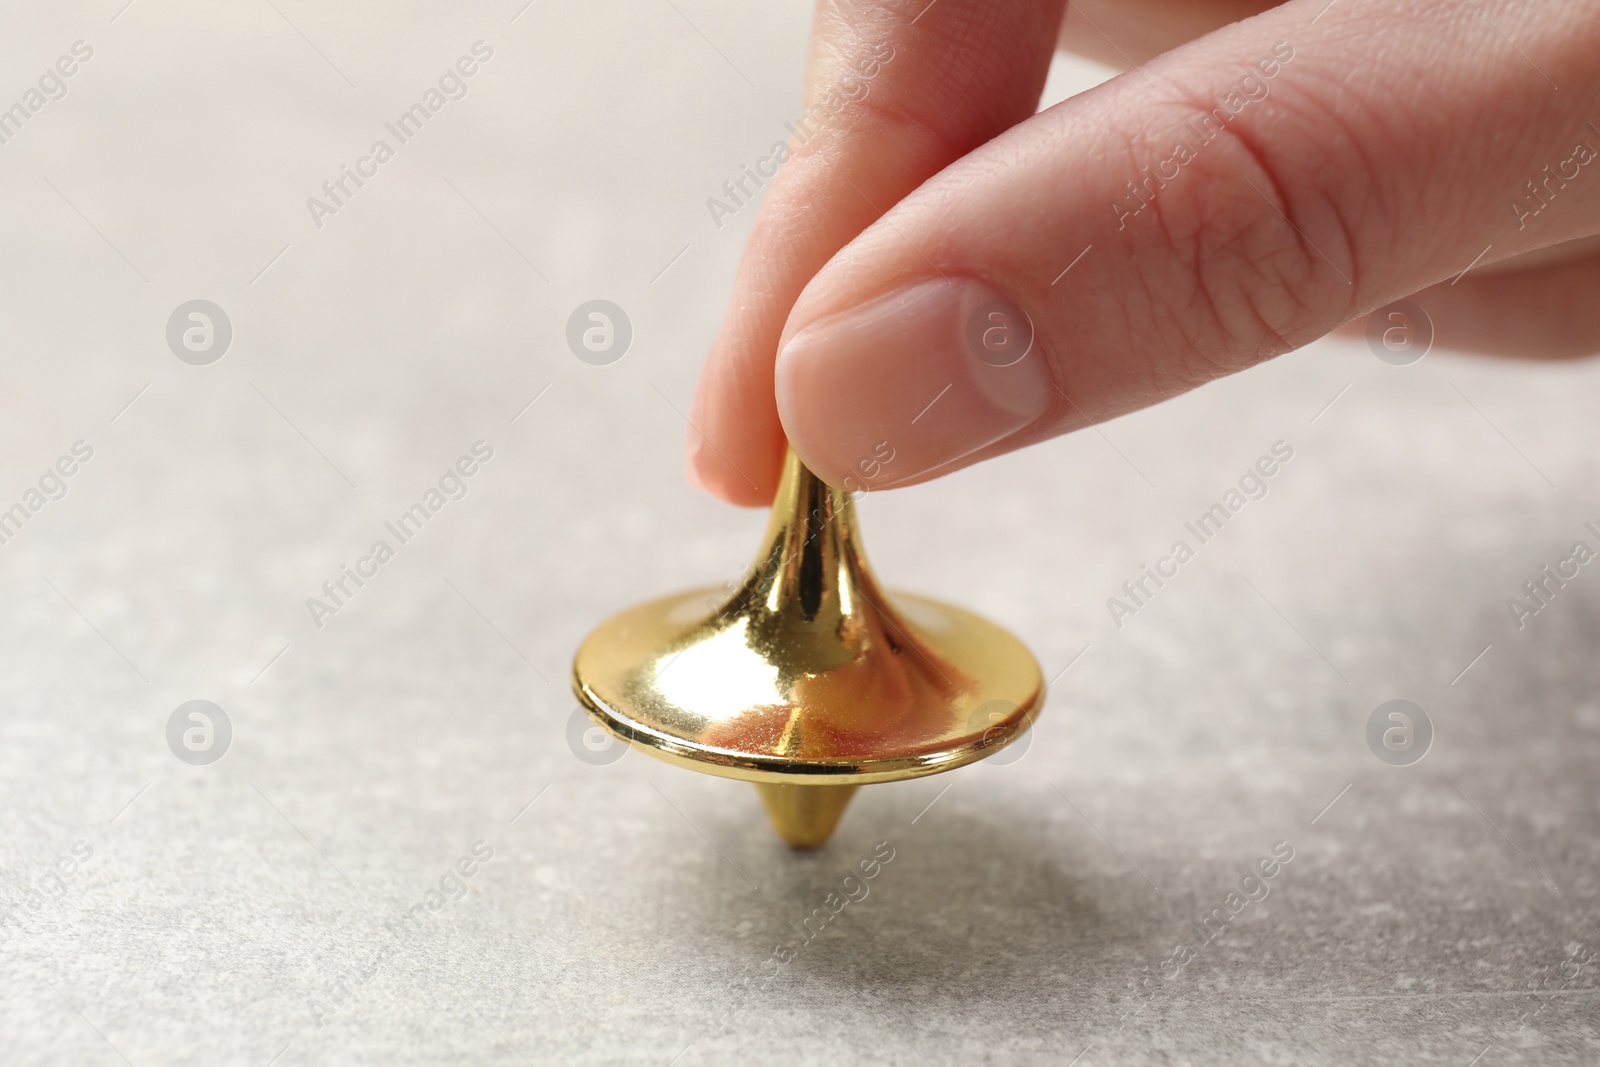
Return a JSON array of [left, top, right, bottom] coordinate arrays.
[[1, 3, 1597, 1065]]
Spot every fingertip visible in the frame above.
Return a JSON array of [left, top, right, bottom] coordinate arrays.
[[684, 424, 779, 508]]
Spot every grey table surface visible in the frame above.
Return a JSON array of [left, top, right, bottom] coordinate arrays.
[[2, 2, 1598, 1065]]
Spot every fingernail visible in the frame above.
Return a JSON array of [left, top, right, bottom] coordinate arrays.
[[684, 422, 747, 504], [775, 277, 1053, 490], [684, 436, 715, 495]]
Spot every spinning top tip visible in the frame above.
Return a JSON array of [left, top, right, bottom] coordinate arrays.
[[754, 783, 859, 848]]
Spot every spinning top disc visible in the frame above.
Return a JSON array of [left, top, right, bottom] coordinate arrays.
[[571, 450, 1044, 845]]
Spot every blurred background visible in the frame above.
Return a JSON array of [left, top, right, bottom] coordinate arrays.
[[1, 1, 1597, 1064]]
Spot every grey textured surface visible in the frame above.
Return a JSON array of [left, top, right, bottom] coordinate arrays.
[[2, 2, 1598, 1065]]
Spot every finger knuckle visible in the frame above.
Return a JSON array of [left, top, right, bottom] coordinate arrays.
[[1116, 98, 1360, 390]]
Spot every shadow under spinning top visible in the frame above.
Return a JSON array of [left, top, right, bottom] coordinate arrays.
[[571, 450, 1044, 846]]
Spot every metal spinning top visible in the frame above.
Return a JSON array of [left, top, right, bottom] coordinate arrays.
[[571, 449, 1044, 847]]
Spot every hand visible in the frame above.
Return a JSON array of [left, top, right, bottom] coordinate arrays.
[[684, 0, 1600, 505]]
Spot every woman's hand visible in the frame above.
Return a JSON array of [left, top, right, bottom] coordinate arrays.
[[685, 0, 1600, 504]]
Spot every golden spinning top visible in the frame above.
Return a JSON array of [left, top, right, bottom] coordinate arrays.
[[571, 449, 1044, 847]]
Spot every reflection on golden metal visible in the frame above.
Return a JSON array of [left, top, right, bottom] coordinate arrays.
[[572, 450, 1044, 847]]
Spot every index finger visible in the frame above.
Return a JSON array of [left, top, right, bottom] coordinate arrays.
[[685, 0, 1066, 505]]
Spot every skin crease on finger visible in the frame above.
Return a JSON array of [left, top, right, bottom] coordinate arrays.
[[763, 0, 1600, 494], [1063, 1, 1600, 354]]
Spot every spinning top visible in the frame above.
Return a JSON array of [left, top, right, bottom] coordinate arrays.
[[571, 450, 1044, 847]]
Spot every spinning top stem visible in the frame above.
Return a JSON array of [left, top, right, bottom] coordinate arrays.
[[571, 450, 1043, 847]]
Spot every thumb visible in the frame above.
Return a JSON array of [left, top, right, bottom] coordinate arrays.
[[774, 0, 1600, 492]]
